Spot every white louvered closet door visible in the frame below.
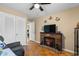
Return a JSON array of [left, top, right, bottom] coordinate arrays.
[[0, 12, 26, 45], [4, 13, 16, 44], [0, 12, 5, 37]]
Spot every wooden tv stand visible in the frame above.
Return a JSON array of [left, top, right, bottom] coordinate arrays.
[[40, 32, 62, 51]]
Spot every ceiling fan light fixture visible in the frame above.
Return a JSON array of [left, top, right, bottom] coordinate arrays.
[[34, 4, 40, 9]]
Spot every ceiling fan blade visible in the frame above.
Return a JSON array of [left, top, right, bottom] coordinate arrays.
[[29, 5, 34, 10], [39, 6, 43, 11], [40, 3, 51, 5]]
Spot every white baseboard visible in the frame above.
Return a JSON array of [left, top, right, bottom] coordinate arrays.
[[35, 41, 40, 43], [63, 49, 74, 53], [31, 40, 40, 43], [33, 40, 40, 43], [26, 43, 28, 45]]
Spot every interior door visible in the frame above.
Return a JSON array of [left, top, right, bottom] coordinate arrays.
[[29, 22, 35, 41], [15, 16, 26, 45]]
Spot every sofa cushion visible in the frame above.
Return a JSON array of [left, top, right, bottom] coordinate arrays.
[[11, 46, 24, 56]]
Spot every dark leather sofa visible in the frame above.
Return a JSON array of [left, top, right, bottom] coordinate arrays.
[[5, 42, 24, 56], [0, 36, 24, 56]]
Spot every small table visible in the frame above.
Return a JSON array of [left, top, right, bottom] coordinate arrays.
[[1, 48, 16, 56]]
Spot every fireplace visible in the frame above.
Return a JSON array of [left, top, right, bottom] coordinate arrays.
[[40, 32, 62, 51], [44, 37, 55, 48]]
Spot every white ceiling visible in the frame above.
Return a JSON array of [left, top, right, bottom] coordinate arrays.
[[0, 3, 79, 20]]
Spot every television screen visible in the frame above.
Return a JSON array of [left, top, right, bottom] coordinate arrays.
[[44, 24, 56, 33]]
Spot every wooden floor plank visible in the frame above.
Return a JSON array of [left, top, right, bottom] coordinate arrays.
[[24, 41, 73, 56]]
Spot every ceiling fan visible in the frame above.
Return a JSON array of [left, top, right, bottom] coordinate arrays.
[[29, 3, 51, 11]]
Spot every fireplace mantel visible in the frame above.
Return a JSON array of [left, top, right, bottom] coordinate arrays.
[[40, 32, 62, 51]]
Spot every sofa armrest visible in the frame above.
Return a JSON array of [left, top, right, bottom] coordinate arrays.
[[6, 42, 21, 48]]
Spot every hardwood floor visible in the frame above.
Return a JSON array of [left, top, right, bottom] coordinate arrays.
[[24, 41, 73, 56]]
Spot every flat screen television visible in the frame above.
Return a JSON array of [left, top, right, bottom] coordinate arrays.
[[44, 24, 56, 33]]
